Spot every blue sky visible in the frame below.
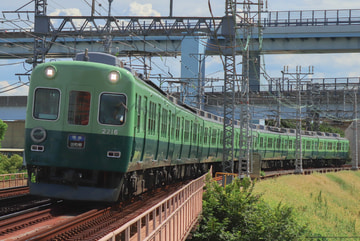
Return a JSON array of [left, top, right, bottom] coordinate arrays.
[[1, 0, 360, 95]]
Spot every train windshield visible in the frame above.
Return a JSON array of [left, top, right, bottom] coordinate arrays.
[[33, 88, 60, 120], [68, 91, 91, 125], [99, 93, 127, 125]]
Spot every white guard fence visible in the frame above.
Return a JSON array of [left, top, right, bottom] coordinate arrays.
[[99, 173, 206, 241]]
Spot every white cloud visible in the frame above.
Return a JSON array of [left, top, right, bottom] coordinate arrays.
[[49, 8, 83, 17], [129, 2, 161, 16], [49, 8, 84, 28], [0, 81, 28, 96]]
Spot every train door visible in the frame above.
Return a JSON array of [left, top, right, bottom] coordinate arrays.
[[179, 117, 184, 160], [154, 104, 161, 160], [64, 86, 93, 129], [172, 115, 181, 162], [139, 96, 147, 162], [166, 111, 175, 161], [132, 95, 146, 162]]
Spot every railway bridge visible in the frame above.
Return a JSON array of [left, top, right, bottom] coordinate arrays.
[[1, 8, 360, 94]]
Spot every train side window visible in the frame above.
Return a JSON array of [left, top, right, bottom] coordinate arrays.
[[259, 137, 263, 148], [161, 108, 168, 138], [327, 142, 332, 150], [99, 93, 127, 125], [193, 123, 198, 144], [176, 116, 180, 141], [314, 141, 318, 150], [211, 129, 217, 145], [276, 137, 281, 149], [337, 142, 341, 151], [148, 101, 156, 135], [170, 112, 174, 140], [204, 127, 208, 144], [184, 120, 190, 142], [68, 91, 91, 125], [33, 88, 60, 120], [268, 138, 272, 148]]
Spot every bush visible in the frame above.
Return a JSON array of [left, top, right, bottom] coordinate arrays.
[[190, 175, 309, 241], [0, 119, 7, 149], [0, 154, 23, 174]]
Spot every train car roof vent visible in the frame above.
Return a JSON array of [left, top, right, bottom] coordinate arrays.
[[75, 52, 122, 67]]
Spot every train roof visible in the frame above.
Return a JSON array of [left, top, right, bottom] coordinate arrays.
[[74, 52, 346, 140]]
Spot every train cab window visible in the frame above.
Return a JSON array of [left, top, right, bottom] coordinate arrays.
[[33, 88, 60, 120], [99, 93, 127, 125], [68, 91, 91, 125]]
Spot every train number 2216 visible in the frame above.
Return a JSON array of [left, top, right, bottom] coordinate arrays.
[[101, 129, 119, 135]]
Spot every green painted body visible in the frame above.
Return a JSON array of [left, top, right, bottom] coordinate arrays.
[[24, 58, 350, 201]]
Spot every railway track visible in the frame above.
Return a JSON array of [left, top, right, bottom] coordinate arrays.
[[0, 186, 29, 199], [1, 182, 187, 241], [0, 186, 53, 217], [263, 165, 352, 178]]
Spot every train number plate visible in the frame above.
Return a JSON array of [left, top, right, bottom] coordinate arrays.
[[68, 134, 85, 149]]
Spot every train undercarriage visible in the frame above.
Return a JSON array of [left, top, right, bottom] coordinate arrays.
[[27, 162, 220, 202]]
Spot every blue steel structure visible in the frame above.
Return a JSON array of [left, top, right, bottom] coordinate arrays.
[[1, 8, 360, 93]]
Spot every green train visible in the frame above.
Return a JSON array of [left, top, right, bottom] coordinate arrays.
[[25, 52, 350, 202]]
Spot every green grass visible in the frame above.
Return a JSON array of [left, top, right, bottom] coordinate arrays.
[[253, 171, 360, 238]]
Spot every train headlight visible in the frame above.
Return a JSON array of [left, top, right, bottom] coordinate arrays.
[[44, 66, 56, 79], [30, 127, 47, 143], [108, 71, 120, 84]]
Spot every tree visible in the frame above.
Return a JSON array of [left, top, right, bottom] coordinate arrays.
[[0, 154, 23, 174], [190, 175, 309, 241], [0, 119, 7, 149]]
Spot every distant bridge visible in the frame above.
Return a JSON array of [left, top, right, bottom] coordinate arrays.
[[1, 9, 360, 59]]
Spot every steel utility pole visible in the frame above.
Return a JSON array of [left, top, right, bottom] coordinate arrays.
[[222, 0, 237, 178], [238, 0, 265, 178], [352, 87, 359, 170], [282, 66, 314, 174], [33, 0, 48, 67], [221, 0, 265, 180]]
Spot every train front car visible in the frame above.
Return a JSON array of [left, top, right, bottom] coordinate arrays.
[[25, 54, 134, 202]]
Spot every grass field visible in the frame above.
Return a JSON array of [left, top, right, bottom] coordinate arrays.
[[253, 171, 360, 238]]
